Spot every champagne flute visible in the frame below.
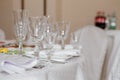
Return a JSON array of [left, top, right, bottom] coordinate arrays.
[[13, 10, 29, 55]]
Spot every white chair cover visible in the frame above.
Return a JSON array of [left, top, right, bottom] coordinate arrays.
[[108, 46, 120, 80], [102, 30, 120, 80], [0, 29, 5, 41], [75, 25, 108, 80], [101, 35, 114, 80]]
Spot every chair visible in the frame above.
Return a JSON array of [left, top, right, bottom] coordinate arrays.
[[101, 30, 120, 80], [74, 25, 108, 80], [105, 45, 120, 80], [0, 29, 5, 41]]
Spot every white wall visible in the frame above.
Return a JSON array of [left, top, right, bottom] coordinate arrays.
[[0, 0, 120, 39], [47, 0, 56, 19], [12, 0, 21, 10], [0, 0, 44, 39], [60, 0, 120, 32], [0, 0, 14, 39], [24, 0, 43, 16]]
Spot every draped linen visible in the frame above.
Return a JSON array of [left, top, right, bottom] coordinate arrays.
[[74, 25, 108, 80]]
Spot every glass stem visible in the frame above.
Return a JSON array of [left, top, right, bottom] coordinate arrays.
[[61, 39, 65, 49], [34, 43, 40, 59], [19, 42, 23, 55]]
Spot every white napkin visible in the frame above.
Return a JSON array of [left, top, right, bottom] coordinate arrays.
[[39, 50, 48, 59], [39, 49, 80, 62], [1, 60, 25, 74], [52, 44, 74, 50], [53, 49, 80, 57], [24, 50, 35, 58], [52, 44, 62, 50], [1, 58, 38, 74], [21, 58, 38, 69], [51, 49, 80, 62], [64, 44, 74, 49]]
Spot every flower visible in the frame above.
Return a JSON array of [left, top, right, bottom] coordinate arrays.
[[0, 48, 26, 54], [0, 48, 9, 53]]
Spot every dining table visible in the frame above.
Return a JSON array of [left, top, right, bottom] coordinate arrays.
[[0, 40, 85, 80]]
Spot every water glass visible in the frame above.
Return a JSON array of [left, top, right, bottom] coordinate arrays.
[[57, 21, 70, 49], [13, 10, 29, 55], [29, 16, 45, 58], [70, 32, 80, 49]]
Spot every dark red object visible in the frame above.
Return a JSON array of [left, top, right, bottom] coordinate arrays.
[[95, 11, 106, 29]]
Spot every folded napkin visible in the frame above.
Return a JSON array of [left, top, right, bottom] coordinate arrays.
[[52, 49, 80, 62], [1, 60, 25, 74], [52, 44, 82, 50], [53, 49, 80, 57], [1, 58, 38, 74], [52, 44, 74, 50], [52, 44, 62, 50], [64, 44, 74, 49], [24, 49, 35, 58], [21, 58, 38, 69], [39, 49, 80, 62]]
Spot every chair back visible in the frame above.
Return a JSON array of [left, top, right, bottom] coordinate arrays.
[[102, 30, 120, 80], [75, 25, 108, 80]]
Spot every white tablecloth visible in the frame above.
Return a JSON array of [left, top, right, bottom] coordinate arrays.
[[0, 52, 85, 80]]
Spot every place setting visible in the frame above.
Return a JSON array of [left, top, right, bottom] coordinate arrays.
[[0, 10, 83, 75]]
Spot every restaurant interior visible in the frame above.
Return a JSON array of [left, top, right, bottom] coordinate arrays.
[[0, 0, 120, 80]]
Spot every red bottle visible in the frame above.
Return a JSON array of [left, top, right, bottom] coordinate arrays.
[[95, 11, 106, 29]]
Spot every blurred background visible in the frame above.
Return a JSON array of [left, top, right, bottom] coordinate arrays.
[[0, 0, 120, 39]]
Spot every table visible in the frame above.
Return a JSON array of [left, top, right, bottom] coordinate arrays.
[[0, 47, 85, 80]]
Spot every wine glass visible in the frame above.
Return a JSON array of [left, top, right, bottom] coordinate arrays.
[[29, 16, 45, 59], [70, 32, 83, 55], [70, 32, 80, 49], [44, 17, 58, 64], [56, 21, 70, 49], [13, 10, 29, 55]]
